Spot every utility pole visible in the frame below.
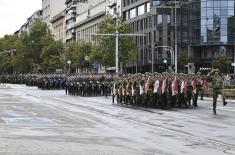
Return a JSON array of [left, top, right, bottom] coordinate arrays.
[[234, 41, 235, 73], [115, 16, 119, 74], [87, 16, 145, 75], [174, 0, 178, 74]]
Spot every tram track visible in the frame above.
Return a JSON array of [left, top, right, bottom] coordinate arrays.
[[28, 94, 235, 153]]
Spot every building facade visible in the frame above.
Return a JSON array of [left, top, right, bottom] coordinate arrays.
[[75, 0, 106, 43], [122, 0, 156, 72], [18, 10, 43, 35], [183, 0, 235, 69], [65, 0, 104, 43], [50, 10, 66, 43], [106, 0, 122, 16], [123, 0, 235, 72], [42, 0, 66, 29]]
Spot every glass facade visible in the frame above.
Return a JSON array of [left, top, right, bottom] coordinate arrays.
[[199, 0, 235, 44], [179, 0, 235, 44]]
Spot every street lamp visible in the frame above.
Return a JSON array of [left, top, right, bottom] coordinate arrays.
[[163, 59, 167, 72], [158, 46, 175, 66], [67, 60, 71, 75], [154, 0, 187, 73]]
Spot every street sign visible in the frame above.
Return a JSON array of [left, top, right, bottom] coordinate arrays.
[[231, 63, 235, 66], [85, 55, 90, 61]]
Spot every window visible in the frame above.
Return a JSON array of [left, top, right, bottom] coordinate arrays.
[[130, 8, 136, 19], [152, 0, 160, 6], [124, 11, 129, 20], [167, 15, 171, 24], [157, 15, 162, 25], [138, 4, 145, 16], [146, 2, 150, 13]]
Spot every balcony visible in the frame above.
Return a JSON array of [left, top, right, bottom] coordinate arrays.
[[66, 33, 73, 40], [108, 0, 117, 8], [66, 22, 74, 30], [66, 13, 76, 21]]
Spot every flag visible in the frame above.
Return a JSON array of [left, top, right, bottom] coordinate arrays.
[[192, 78, 196, 94], [131, 85, 135, 96], [184, 79, 188, 92], [172, 77, 179, 96], [140, 84, 144, 95], [112, 82, 116, 95], [145, 76, 150, 93], [180, 80, 185, 93], [203, 79, 209, 90], [153, 80, 160, 93], [126, 79, 131, 95], [162, 78, 168, 94]]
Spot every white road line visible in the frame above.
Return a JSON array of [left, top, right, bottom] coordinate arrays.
[[209, 107, 235, 112], [153, 110, 201, 119], [30, 95, 235, 151]]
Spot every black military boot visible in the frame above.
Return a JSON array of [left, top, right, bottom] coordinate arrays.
[[213, 108, 217, 115], [223, 98, 227, 106]]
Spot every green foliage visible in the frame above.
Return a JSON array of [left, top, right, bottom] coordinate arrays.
[[41, 39, 64, 72], [93, 15, 137, 68], [211, 56, 231, 72], [178, 52, 188, 67], [0, 16, 137, 74], [224, 85, 235, 89], [0, 35, 18, 73], [64, 41, 92, 69], [0, 19, 60, 73]]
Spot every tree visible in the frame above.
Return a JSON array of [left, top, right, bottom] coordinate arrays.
[[93, 15, 137, 70], [64, 41, 92, 72], [211, 56, 231, 73], [64, 41, 80, 71], [41, 39, 64, 72], [29, 19, 50, 66], [0, 35, 18, 74]]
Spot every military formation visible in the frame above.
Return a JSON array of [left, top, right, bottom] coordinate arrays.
[[111, 72, 209, 109], [0, 70, 228, 114], [0, 74, 66, 90], [65, 74, 112, 97]]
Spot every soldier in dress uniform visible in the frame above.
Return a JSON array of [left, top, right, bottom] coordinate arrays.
[[193, 72, 203, 107]]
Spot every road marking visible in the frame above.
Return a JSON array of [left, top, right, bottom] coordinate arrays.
[[28, 94, 235, 152], [209, 107, 235, 112]]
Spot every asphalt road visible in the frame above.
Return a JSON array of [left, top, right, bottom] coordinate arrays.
[[0, 84, 235, 155]]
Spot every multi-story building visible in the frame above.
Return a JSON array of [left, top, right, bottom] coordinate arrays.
[[75, 0, 106, 43], [181, 0, 235, 69], [18, 10, 43, 35], [42, 0, 66, 29], [50, 10, 66, 43], [106, 0, 122, 16], [123, 0, 235, 72], [122, 0, 154, 72], [65, 0, 103, 43]]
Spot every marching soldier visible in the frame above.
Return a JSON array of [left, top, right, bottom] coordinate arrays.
[[207, 69, 227, 115]]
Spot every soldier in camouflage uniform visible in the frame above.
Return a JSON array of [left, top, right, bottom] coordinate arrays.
[[207, 69, 227, 115]]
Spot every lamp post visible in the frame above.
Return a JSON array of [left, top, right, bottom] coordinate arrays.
[[154, 1, 183, 73], [67, 60, 71, 75], [234, 41, 235, 74], [158, 46, 175, 66], [174, 0, 178, 74], [163, 59, 167, 72]]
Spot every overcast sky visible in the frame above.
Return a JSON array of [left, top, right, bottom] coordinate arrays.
[[0, 0, 41, 38]]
